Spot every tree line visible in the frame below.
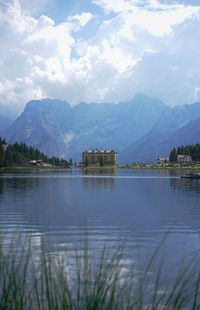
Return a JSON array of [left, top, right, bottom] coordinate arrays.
[[0, 137, 70, 168], [169, 143, 200, 162]]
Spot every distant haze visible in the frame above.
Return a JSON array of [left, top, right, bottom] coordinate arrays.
[[2, 94, 200, 163], [1, 0, 200, 117]]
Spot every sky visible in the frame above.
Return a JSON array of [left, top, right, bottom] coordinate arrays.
[[0, 0, 200, 117]]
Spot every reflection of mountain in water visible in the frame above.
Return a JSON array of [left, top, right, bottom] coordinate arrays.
[[8, 176, 41, 191], [1, 173, 200, 234], [0, 176, 41, 202], [0, 175, 92, 242], [1, 171, 200, 268]]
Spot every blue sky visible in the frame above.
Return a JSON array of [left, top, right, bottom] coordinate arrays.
[[1, 0, 200, 117], [21, 0, 200, 19]]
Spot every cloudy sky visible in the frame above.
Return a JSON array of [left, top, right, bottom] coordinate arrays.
[[0, 0, 200, 117]]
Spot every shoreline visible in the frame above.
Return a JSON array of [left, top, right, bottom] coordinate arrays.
[[0, 166, 72, 174], [1, 164, 200, 174], [117, 164, 200, 170]]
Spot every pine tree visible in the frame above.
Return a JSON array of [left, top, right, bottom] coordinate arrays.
[[176, 146, 180, 155], [169, 147, 177, 163], [169, 150, 173, 163], [0, 143, 5, 167], [5, 147, 13, 166]]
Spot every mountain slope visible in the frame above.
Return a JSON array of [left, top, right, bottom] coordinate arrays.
[[4, 94, 165, 160], [4, 99, 72, 157], [121, 102, 200, 162], [158, 117, 200, 155]]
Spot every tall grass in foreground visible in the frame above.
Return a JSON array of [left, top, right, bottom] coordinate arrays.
[[0, 237, 200, 310]]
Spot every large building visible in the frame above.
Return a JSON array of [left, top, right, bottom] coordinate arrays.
[[177, 154, 192, 165], [82, 149, 117, 167]]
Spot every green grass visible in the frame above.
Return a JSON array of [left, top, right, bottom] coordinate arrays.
[[0, 166, 71, 174], [118, 164, 200, 170], [0, 237, 200, 309]]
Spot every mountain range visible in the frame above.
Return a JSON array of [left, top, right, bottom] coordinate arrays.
[[1, 93, 200, 163], [122, 102, 200, 162]]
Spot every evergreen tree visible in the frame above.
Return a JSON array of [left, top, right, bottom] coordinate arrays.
[[0, 143, 5, 167], [169, 147, 177, 162], [5, 147, 13, 166], [169, 143, 200, 162], [177, 146, 181, 155], [0, 137, 70, 168]]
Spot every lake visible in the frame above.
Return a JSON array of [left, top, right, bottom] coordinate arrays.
[[0, 168, 200, 276]]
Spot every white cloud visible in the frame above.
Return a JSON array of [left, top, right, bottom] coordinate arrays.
[[0, 76, 43, 115], [67, 12, 94, 30], [93, 0, 200, 37], [0, 0, 200, 116], [194, 88, 200, 101], [0, 0, 36, 33], [92, 0, 138, 14], [63, 132, 76, 145]]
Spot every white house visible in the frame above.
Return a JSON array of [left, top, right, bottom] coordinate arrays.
[[177, 155, 192, 165], [157, 157, 169, 165]]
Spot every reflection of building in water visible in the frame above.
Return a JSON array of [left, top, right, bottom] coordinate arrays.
[[170, 177, 200, 194], [0, 178, 6, 200], [82, 170, 116, 192], [82, 149, 117, 167]]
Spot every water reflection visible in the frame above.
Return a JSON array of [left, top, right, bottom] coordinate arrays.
[[8, 176, 41, 191], [82, 169, 116, 192], [0, 178, 5, 199], [170, 177, 200, 194], [83, 168, 116, 176], [1, 169, 200, 275]]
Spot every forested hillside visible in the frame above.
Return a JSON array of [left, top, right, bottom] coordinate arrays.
[[169, 144, 200, 162], [0, 138, 70, 168]]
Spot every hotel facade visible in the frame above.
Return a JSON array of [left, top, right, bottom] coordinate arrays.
[[82, 149, 117, 167]]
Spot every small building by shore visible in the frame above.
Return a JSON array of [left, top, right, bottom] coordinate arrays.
[[157, 157, 169, 165], [191, 155, 200, 164], [177, 155, 192, 165], [28, 159, 52, 167], [82, 149, 117, 167]]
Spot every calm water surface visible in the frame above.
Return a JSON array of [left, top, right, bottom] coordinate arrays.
[[0, 168, 200, 273]]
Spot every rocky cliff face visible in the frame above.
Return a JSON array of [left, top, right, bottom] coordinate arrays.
[[5, 94, 200, 163], [121, 101, 200, 162], [4, 94, 165, 161]]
